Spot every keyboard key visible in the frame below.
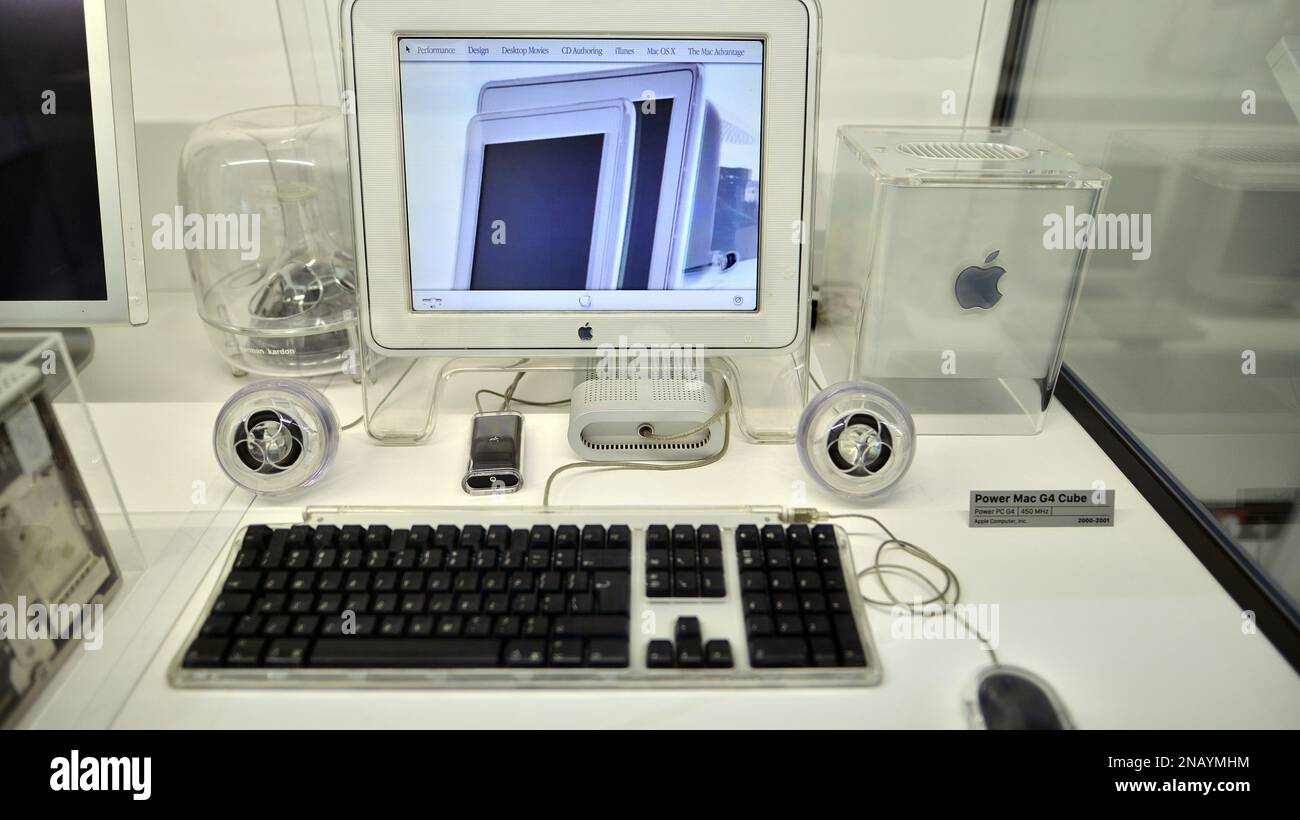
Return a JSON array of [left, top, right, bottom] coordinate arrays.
[[775, 615, 803, 636], [224, 572, 260, 593], [646, 525, 670, 548], [738, 548, 765, 570], [213, 593, 251, 615], [522, 616, 549, 638], [742, 593, 770, 614], [606, 525, 631, 548], [493, 616, 520, 638], [672, 525, 696, 548], [749, 638, 809, 668], [338, 526, 364, 549], [241, 525, 272, 549], [504, 640, 547, 667], [646, 571, 671, 597], [553, 548, 578, 570], [700, 572, 726, 597], [311, 639, 501, 668], [265, 639, 309, 667], [581, 525, 606, 548], [460, 526, 484, 550], [183, 638, 228, 667], [787, 525, 812, 548], [675, 617, 702, 640], [551, 616, 626, 638], [436, 616, 463, 637], [735, 525, 760, 548], [768, 572, 795, 592], [200, 615, 234, 637], [676, 638, 703, 667], [365, 525, 391, 549], [580, 550, 629, 571], [568, 593, 594, 615], [647, 640, 675, 668], [549, 638, 584, 667], [465, 615, 493, 638], [805, 615, 832, 636], [555, 526, 580, 547], [746, 615, 775, 637], [593, 573, 630, 614], [587, 639, 629, 668], [705, 640, 734, 668], [263, 615, 291, 637], [812, 524, 838, 546], [809, 638, 839, 666], [409, 525, 433, 549], [226, 638, 265, 666]]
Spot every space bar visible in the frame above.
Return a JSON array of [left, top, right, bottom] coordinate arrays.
[[310, 639, 501, 668]]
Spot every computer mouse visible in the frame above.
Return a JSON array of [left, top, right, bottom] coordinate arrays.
[[965, 665, 1073, 730]]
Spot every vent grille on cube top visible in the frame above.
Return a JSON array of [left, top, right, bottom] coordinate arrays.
[[897, 141, 1029, 161]]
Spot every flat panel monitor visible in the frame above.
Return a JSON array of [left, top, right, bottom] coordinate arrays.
[[346, 0, 817, 353], [0, 0, 147, 325]]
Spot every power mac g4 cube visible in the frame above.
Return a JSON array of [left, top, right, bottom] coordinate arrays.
[[822, 127, 1109, 435]]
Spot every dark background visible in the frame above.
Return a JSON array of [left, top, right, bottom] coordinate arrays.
[[0, 0, 107, 303]]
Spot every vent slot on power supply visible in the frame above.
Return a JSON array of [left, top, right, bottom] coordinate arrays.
[[579, 429, 714, 452]]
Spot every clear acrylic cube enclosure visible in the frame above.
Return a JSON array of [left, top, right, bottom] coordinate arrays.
[[822, 127, 1109, 435]]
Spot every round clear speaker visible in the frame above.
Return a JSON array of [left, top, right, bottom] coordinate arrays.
[[797, 382, 916, 500], [214, 380, 340, 496]]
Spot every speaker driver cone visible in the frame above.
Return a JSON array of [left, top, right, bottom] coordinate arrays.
[[214, 380, 339, 495], [798, 382, 915, 500]]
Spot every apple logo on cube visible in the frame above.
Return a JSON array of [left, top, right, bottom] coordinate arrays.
[[954, 251, 1006, 311]]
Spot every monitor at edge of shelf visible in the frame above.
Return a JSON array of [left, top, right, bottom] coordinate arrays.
[[0, 0, 148, 326]]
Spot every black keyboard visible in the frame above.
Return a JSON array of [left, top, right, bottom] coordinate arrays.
[[172, 509, 879, 688]]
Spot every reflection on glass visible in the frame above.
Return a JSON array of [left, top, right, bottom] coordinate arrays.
[[1014, 0, 1300, 608]]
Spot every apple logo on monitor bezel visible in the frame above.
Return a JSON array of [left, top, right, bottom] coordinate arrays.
[[578, 323, 594, 342]]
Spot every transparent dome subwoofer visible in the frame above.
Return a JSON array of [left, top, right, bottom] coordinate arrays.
[[798, 382, 916, 500], [181, 106, 358, 378], [213, 380, 340, 496]]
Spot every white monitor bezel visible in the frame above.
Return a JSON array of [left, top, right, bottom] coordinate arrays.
[[452, 99, 636, 293], [0, 0, 148, 326], [344, 0, 817, 355]]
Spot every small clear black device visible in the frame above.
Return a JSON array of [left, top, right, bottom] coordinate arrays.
[[463, 411, 524, 495]]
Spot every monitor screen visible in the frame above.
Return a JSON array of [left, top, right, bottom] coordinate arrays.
[[0, 0, 107, 302], [397, 37, 764, 312]]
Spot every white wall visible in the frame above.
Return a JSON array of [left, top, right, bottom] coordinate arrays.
[[125, 0, 1011, 291]]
